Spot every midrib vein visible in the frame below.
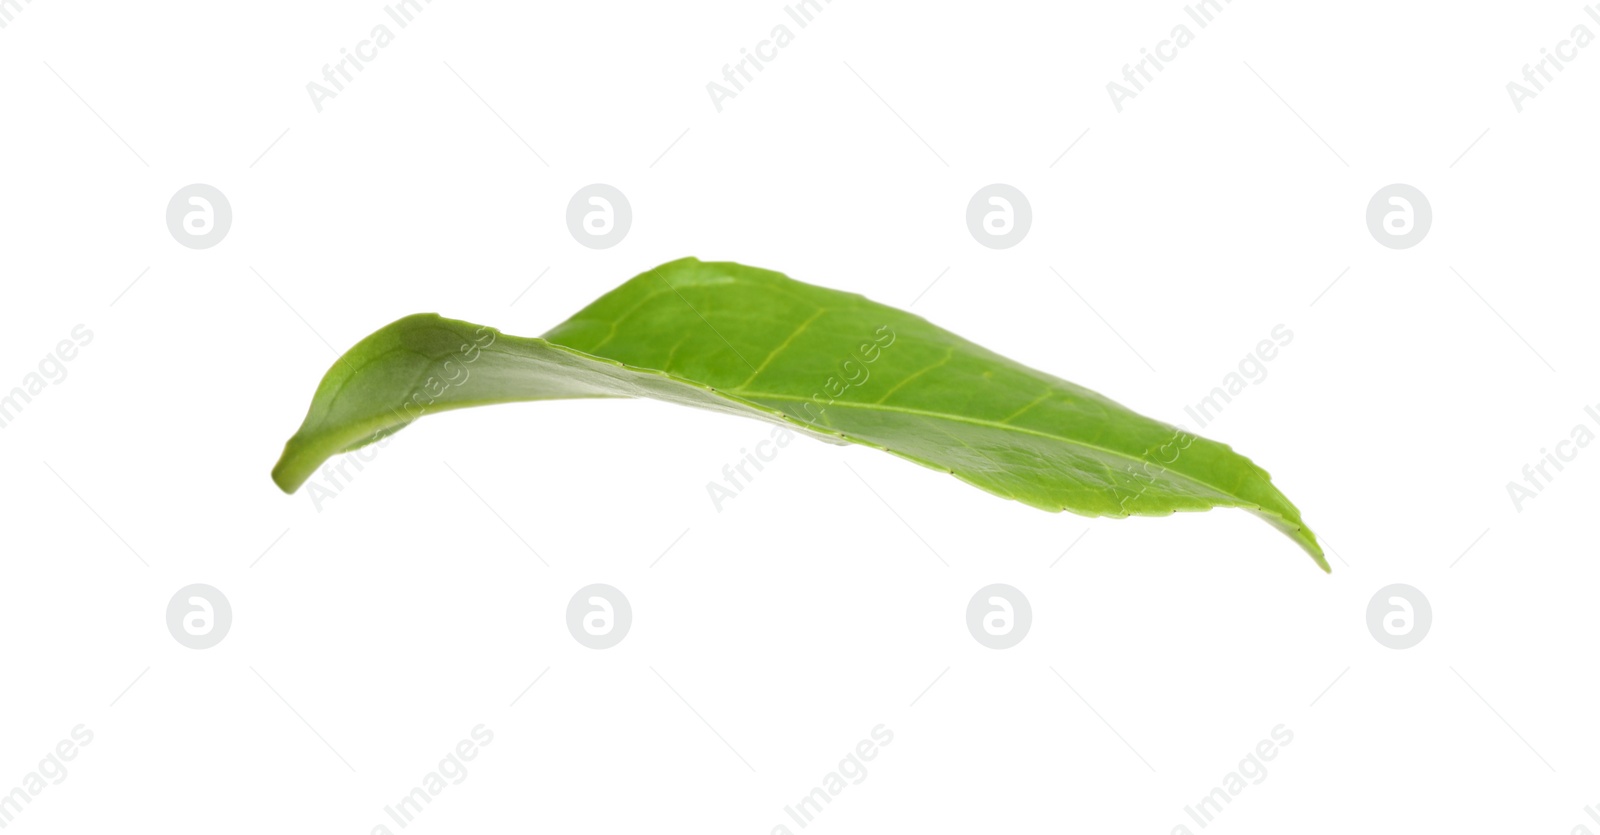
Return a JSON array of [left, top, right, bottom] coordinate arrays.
[[538, 339, 1261, 510], [721, 390, 1237, 499]]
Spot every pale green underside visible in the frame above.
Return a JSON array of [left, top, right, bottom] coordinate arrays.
[[272, 258, 1326, 572]]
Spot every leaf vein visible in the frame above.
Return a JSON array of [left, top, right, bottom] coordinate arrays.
[[735, 307, 828, 388], [872, 347, 955, 404]]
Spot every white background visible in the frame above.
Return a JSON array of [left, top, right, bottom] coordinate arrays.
[[2, 1, 1598, 832]]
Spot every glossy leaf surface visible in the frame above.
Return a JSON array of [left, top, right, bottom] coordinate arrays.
[[272, 258, 1326, 571]]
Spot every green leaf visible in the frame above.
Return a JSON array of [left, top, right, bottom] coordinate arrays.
[[272, 257, 1327, 572]]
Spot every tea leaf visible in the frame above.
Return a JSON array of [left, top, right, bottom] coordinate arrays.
[[272, 258, 1326, 572]]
